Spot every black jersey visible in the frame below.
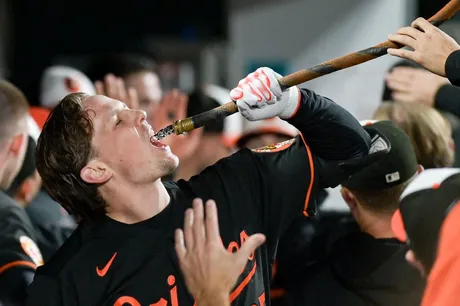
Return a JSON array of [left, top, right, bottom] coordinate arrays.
[[0, 191, 44, 305], [0, 190, 44, 272], [26, 88, 376, 306]]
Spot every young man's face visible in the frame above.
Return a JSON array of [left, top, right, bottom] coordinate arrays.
[[81, 95, 178, 186]]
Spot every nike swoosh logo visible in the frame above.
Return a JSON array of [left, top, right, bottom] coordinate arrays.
[[96, 252, 117, 277]]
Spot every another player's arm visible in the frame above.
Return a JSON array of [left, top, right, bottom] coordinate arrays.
[[26, 273, 62, 306], [434, 84, 460, 117], [0, 207, 42, 305], [0, 269, 35, 306], [445, 50, 460, 87]]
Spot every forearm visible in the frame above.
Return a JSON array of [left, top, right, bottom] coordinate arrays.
[[286, 88, 370, 160], [445, 50, 460, 87], [0, 268, 35, 306], [435, 84, 460, 117]]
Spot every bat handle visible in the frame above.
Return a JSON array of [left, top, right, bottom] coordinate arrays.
[[172, 101, 239, 135], [171, 81, 293, 135], [172, 81, 292, 135]]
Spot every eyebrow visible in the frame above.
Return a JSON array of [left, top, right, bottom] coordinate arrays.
[[111, 103, 128, 117]]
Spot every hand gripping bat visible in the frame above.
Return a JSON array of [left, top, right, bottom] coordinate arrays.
[[154, 0, 460, 139]]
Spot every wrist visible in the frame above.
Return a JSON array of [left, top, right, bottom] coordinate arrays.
[[434, 84, 458, 112], [445, 49, 460, 78], [195, 292, 229, 306], [279, 87, 301, 119]]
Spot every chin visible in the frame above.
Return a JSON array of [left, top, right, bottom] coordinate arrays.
[[158, 153, 179, 176]]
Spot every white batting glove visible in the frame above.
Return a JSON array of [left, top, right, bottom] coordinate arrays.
[[230, 67, 300, 121]]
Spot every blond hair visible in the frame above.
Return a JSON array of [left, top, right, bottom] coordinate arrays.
[[374, 102, 454, 169]]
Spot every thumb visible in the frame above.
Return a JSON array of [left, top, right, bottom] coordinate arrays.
[[230, 88, 244, 101], [236, 234, 266, 265]]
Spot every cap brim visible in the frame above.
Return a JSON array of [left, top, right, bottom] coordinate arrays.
[[391, 209, 407, 242]]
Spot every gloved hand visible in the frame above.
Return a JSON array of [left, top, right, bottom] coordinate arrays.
[[230, 67, 300, 121]]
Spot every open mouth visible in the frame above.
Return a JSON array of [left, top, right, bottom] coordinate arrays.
[[150, 135, 167, 148]]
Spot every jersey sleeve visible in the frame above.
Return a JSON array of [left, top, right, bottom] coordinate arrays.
[[445, 50, 460, 87], [0, 268, 35, 305], [435, 84, 460, 117], [0, 205, 43, 276], [26, 273, 62, 306]]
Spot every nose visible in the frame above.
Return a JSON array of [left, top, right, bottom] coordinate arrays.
[[132, 109, 147, 125]]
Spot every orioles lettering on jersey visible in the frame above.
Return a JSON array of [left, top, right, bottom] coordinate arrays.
[[114, 230, 266, 306]]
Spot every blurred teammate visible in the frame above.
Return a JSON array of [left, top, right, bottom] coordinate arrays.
[[392, 168, 460, 306], [0, 81, 44, 305], [174, 87, 236, 181], [374, 102, 455, 169], [285, 120, 425, 306], [32, 65, 96, 129], [7, 136, 41, 207], [27, 67, 385, 305], [87, 53, 162, 113]]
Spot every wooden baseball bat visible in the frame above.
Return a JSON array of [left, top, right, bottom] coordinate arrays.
[[155, 0, 460, 139]]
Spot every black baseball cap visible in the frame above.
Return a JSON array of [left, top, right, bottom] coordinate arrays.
[[342, 120, 419, 190], [187, 89, 224, 134], [392, 168, 460, 273]]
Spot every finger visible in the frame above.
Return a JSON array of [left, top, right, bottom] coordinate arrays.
[[396, 26, 423, 40], [235, 234, 266, 266], [95, 81, 104, 95], [105, 74, 117, 99], [390, 67, 418, 78], [385, 74, 411, 88], [385, 79, 411, 92], [178, 92, 187, 107], [230, 88, 244, 100], [116, 78, 127, 102], [177, 93, 188, 118], [251, 75, 273, 102], [169, 90, 180, 106], [205, 200, 220, 243], [183, 208, 195, 250], [392, 92, 415, 103], [411, 17, 433, 33], [127, 88, 139, 109], [237, 83, 263, 104], [192, 198, 205, 248], [387, 48, 418, 62], [388, 34, 417, 49], [175, 229, 186, 261]]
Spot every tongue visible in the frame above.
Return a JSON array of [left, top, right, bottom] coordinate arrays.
[[150, 136, 166, 148]]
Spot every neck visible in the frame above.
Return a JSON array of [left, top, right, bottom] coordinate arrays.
[[104, 179, 170, 224], [356, 210, 395, 239]]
